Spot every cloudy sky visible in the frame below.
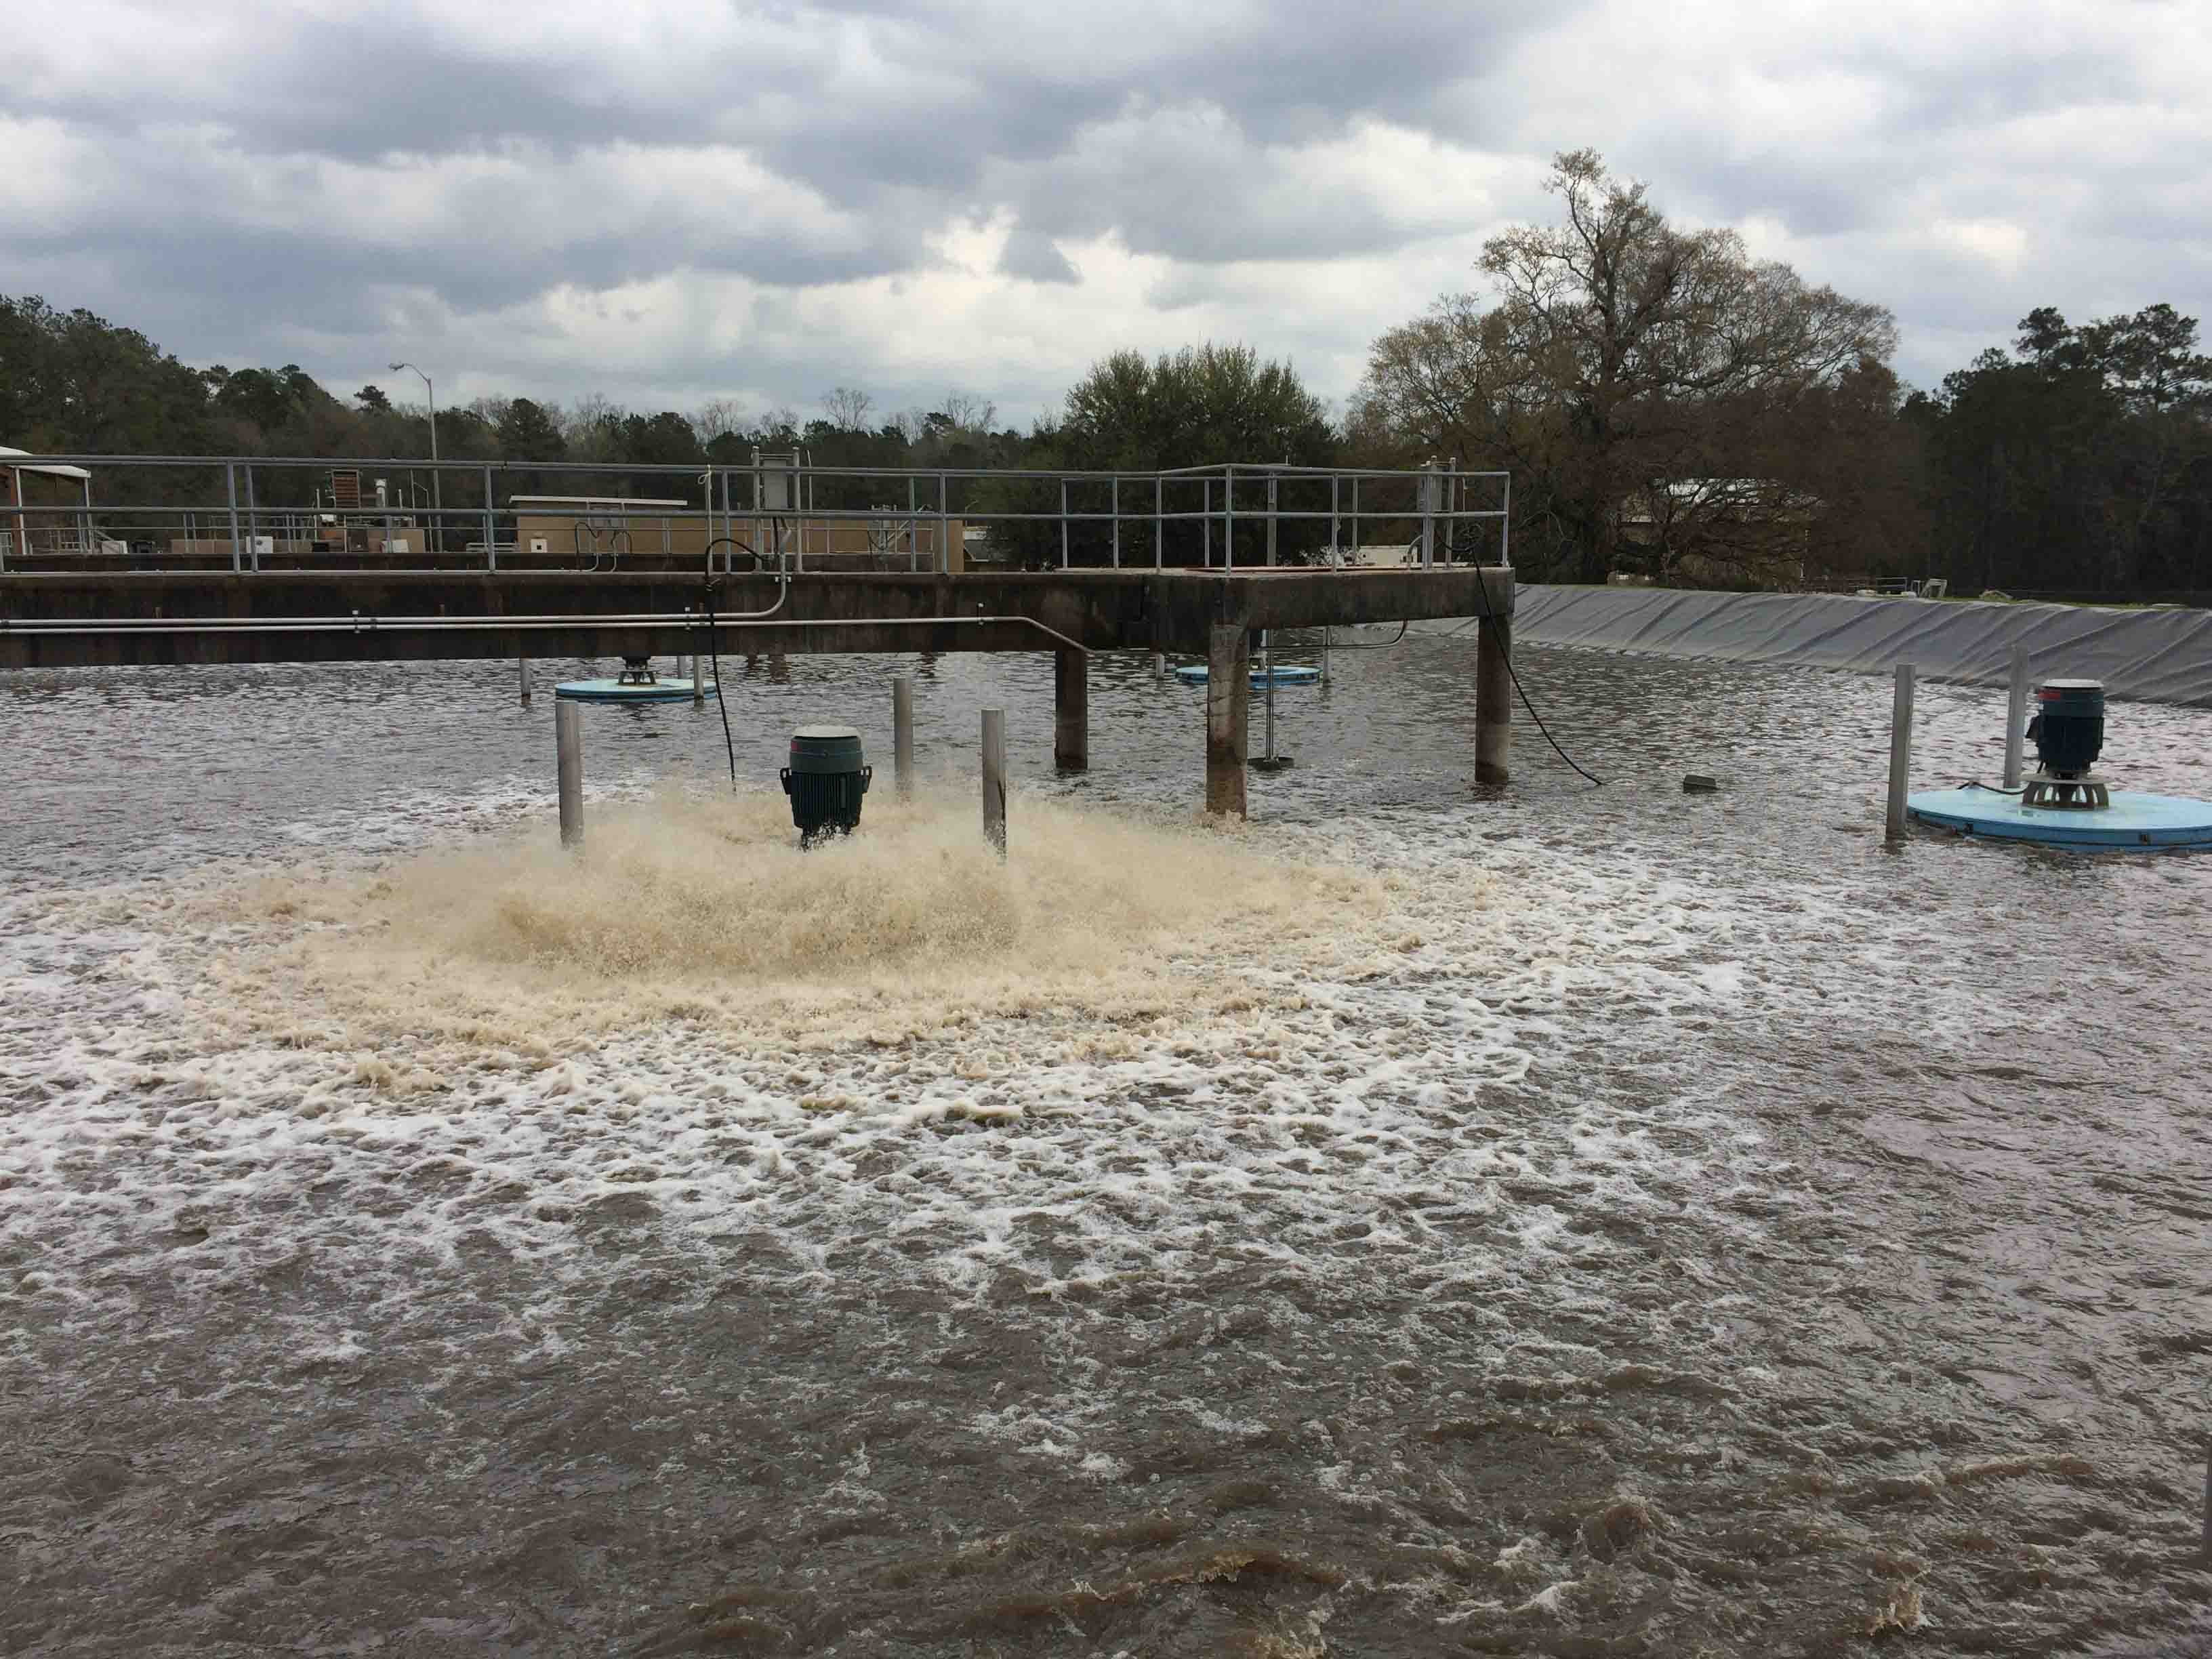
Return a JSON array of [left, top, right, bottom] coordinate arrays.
[[7, 0, 2209, 430]]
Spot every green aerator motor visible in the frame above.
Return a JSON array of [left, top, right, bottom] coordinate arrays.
[[780, 726, 872, 846]]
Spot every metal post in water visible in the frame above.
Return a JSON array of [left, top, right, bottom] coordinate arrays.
[[2003, 643, 2030, 790], [893, 675, 914, 797], [692, 651, 704, 705], [1204, 623, 1250, 819], [981, 708, 1006, 856], [1263, 630, 1276, 760], [1151, 651, 1164, 680], [1886, 662, 1915, 844], [556, 699, 583, 849], [519, 653, 531, 705]]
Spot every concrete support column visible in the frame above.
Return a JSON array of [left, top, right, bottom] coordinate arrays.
[[1205, 623, 1250, 818], [1475, 607, 1511, 785], [1054, 647, 1088, 771]]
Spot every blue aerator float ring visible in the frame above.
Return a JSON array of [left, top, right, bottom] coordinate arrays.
[[1173, 663, 1322, 687], [1906, 786, 2212, 850]]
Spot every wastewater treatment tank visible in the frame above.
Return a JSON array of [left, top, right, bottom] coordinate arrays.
[[780, 726, 872, 846]]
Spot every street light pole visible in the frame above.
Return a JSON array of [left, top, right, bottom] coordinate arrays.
[[390, 361, 441, 542]]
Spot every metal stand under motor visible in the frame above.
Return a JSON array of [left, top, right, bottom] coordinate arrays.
[[615, 655, 659, 686], [2021, 773, 2111, 811]]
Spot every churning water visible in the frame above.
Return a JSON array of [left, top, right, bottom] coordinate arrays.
[[3, 636, 2209, 1657]]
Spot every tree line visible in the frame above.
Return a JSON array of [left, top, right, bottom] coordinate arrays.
[[4, 150, 2207, 593]]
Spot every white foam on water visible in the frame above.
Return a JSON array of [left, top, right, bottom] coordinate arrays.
[[0, 781, 2028, 1391]]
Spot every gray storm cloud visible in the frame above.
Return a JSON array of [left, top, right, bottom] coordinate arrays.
[[3, 0, 2206, 424]]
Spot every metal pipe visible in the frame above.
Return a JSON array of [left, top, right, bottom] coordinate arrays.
[[2003, 643, 2030, 789], [519, 653, 531, 705], [1886, 662, 1915, 843], [893, 675, 914, 796], [556, 699, 583, 849], [5, 611, 1094, 653], [981, 708, 1006, 856]]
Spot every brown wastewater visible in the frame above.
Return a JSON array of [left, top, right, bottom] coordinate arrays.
[[3, 634, 2209, 1656]]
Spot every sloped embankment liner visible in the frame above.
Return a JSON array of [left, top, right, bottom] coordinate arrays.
[[1418, 586, 2212, 708]]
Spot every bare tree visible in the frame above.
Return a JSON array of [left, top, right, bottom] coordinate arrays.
[[937, 391, 998, 433], [1357, 149, 1896, 581], [821, 386, 874, 430], [691, 396, 747, 445]]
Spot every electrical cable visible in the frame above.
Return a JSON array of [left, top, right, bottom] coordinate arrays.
[[699, 527, 777, 789], [1442, 528, 1606, 787], [1322, 619, 1410, 649]]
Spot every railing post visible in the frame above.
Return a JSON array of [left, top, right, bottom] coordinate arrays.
[[1886, 663, 1915, 843], [1420, 459, 1438, 569], [1154, 473, 1164, 569], [243, 463, 260, 571], [1060, 476, 1069, 569], [981, 708, 1006, 855], [1202, 476, 1211, 567], [938, 472, 950, 573], [225, 462, 241, 572], [1110, 476, 1120, 568], [2003, 644, 2030, 790], [484, 464, 497, 570], [1225, 464, 1235, 570], [1265, 470, 1277, 567]]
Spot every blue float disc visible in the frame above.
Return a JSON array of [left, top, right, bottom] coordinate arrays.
[[1906, 786, 2212, 849]]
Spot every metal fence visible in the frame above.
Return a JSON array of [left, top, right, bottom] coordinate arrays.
[[0, 453, 1510, 577]]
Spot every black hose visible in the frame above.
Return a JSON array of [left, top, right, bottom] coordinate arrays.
[[699, 533, 771, 790], [1441, 528, 1605, 788]]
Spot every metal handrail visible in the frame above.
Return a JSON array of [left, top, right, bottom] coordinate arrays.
[[0, 453, 1512, 578]]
